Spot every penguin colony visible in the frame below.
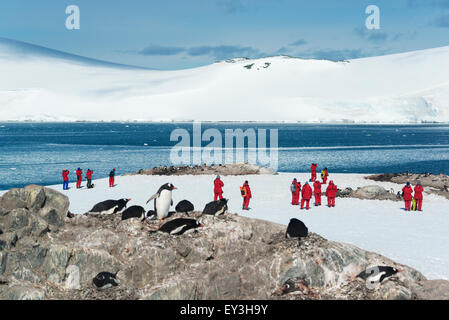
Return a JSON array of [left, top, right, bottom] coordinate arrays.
[[81, 181, 399, 292]]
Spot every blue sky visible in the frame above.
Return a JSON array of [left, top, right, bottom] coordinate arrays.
[[0, 0, 448, 69]]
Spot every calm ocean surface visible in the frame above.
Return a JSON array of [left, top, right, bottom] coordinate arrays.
[[1, 122, 449, 190]]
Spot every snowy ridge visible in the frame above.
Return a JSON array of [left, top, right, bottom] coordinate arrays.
[[1, 38, 449, 123]]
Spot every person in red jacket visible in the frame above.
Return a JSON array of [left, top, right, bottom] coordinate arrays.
[[241, 180, 252, 210], [62, 169, 70, 190], [322, 167, 329, 184], [214, 175, 224, 201], [86, 169, 94, 189], [402, 181, 413, 211], [291, 178, 301, 205], [311, 163, 318, 182], [301, 181, 313, 210], [413, 181, 424, 211], [76, 167, 82, 189], [326, 180, 337, 207], [313, 179, 322, 206], [109, 168, 116, 187]]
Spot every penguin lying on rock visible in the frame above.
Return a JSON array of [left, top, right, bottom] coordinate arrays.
[[357, 266, 401, 285], [175, 200, 194, 216], [150, 218, 203, 235], [121, 205, 146, 221], [202, 198, 228, 216], [281, 277, 310, 295], [92, 271, 119, 290], [285, 218, 308, 244], [88, 198, 130, 215]]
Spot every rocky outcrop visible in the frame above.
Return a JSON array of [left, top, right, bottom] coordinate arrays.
[[126, 163, 276, 176], [366, 173, 449, 199], [0, 185, 447, 300], [337, 185, 400, 201]]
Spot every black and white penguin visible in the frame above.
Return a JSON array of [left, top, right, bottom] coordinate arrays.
[[281, 277, 309, 295], [66, 211, 75, 218], [146, 183, 177, 220], [175, 200, 194, 215], [202, 198, 228, 216], [88, 198, 130, 215], [285, 218, 308, 242], [121, 205, 146, 221], [357, 266, 401, 284], [153, 218, 203, 235], [92, 271, 119, 290]]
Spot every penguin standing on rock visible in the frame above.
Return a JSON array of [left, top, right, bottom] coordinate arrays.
[[357, 266, 401, 285], [146, 183, 177, 220], [92, 271, 119, 290], [151, 218, 203, 235], [88, 198, 130, 215]]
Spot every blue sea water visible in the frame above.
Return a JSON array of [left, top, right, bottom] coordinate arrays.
[[1, 122, 449, 190]]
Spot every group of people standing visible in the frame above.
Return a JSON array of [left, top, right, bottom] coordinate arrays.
[[290, 163, 337, 210], [402, 181, 424, 211], [61, 168, 116, 190], [213, 175, 252, 210]]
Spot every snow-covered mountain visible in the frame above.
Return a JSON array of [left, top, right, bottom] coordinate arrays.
[[1, 38, 449, 123]]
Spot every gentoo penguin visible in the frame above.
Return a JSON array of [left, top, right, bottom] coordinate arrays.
[[88, 198, 130, 215], [146, 183, 177, 220], [175, 200, 194, 215], [357, 266, 401, 285], [202, 198, 228, 216], [121, 205, 146, 221], [92, 271, 119, 290], [281, 277, 309, 295], [285, 218, 308, 239], [66, 211, 75, 218], [152, 218, 203, 235]]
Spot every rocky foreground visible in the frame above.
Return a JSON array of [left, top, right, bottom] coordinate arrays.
[[1, 185, 449, 300], [126, 163, 276, 176]]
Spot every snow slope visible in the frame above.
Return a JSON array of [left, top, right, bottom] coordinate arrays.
[[1, 38, 449, 122], [3, 173, 447, 280]]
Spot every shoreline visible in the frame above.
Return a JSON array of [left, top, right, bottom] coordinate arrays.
[[1, 121, 449, 125]]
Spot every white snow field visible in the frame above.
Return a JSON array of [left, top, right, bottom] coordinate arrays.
[[1, 38, 449, 123], [5, 172, 446, 280]]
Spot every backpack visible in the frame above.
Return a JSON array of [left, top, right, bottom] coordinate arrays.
[[321, 170, 325, 179], [240, 187, 247, 197], [290, 183, 296, 193]]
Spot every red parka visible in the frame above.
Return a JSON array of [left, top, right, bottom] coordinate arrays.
[[62, 170, 69, 181], [292, 180, 301, 194], [214, 178, 224, 193], [402, 186, 413, 201], [414, 185, 424, 200], [402, 185, 413, 201], [243, 182, 252, 198], [301, 183, 312, 200], [311, 164, 317, 174], [76, 169, 82, 178], [326, 182, 338, 198], [313, 180, 321, 194], [86, 170, 93, 179]]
